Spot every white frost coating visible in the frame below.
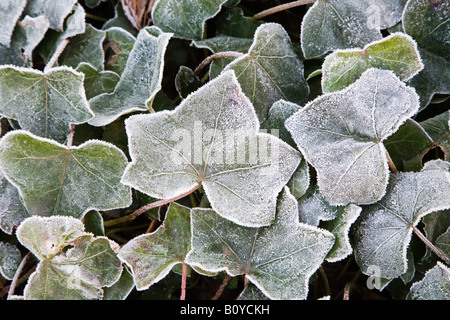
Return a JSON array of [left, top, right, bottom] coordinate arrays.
[[88, 26, 172, 127], [0, 241, 21, 280], [0, 0, 27, 47], [121, 70, 301, 227], [0, 65, 94, 143], [224, 23, 309, 123], [353, 170, 450, 279], [186, 187, 335, 300], [321, 32, 424, 92], [23, 0, 77, 31], [0, 130, 132, 219], [285, 68, 420, 206], [151, 0, 228, 40], [20, 15, 51, 60], [407, 262, 450, 300]]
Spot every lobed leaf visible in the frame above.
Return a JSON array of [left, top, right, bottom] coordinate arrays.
[[121, 70, 301, 227], [223, 23, 309, 123], [352, 168, 450, 279], [23, 0, 77, 31], [285, 68, 420, 206], [0, 0, 27, 47], [88, 26, 172, 127], [151, 0, 228, 40], [407, 262, 450, 300], [17, 216, 123, 300], [0, 131, 132, 219], [322, 33, 423, 92], [186, 187, 335, 300], [0, 241, 21, 280], [118, 203, 191, 290]]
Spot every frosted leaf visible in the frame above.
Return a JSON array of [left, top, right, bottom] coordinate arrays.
[[0, 65, 93, 143], [352, 169, 450, 279], [76, 63, 120, 100], [102, 266, 135, 300], [214, 7, 263, 39], [37, 3, 86, 63], [186, 187, 335, 300], [0, 170, 29, 235], [321, 203, 361, 263], [102, 2, 137, 36], [0, 241, 21, 280], [286, 158, 310, 199], [421, 210, 450, 267], [20, 15, 50, 61], [422, 159, 450, 173], [175, 66, 202, 99], [151, 0, 228, 40], [407, 262, 450, 300], [238, 283, 270, 300], [285, 68, 420, 205], [121, 71, 301, 227], [17, 216, 122, 300], [0, 0, 27, 47], [88, 26, 172, 127], [23, 0, 77, 31], [298, 186, 340, 227], [0, 131, 132, 219], [261, 100, 303, 148], [58, 23, 106, 71], [403, 0, 450, 108], [420, 111, 449, 160], [223, 23, 309, 123], [118, 203, 191, 290], [301, 0, 382, 59], [103, 27, 136, 76], [322, 33, 423, 92]]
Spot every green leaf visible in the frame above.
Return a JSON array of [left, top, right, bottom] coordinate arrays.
[[17, 216, 122, 300], [186, 187, 335, 300], [121, 70, 301, 227], [0, 0, 27, 47], [403, 0, 450, 108], [24, 0, 77, 31], [223, 23, 309, 123], [421, 210, 450, 269], [0, 171, 29, 235], [420, 110, 450, 159], [151, 0, 228, 40], [301, 0, 383, 59], [298, 186, 340, 227], [58, 23, 106, 71], [322, 33, 423, 92], [352, 168, 450, 279], [76, 63, 120, 100], [286, 158, 310, 199], [286, 68, 420, 206], [0, 241, 21, 280], [88, 26, 172, 127], [118, 203, 191, 290], [0, 130, 132, 219], [0, 65, 93, 143], [407, 262, 450, 300], [214, 7, 263, 38], [103, 27, 136, 76], [175, 66, 202, 99]]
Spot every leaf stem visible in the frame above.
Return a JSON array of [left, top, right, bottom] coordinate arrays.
[[44, 39, 69, 72], [211, 274, 232, 300], [103, 184, 202, 227], [194, 52, 244, 76], [252, 0, 317, 20], [180, 262, 188, 300], [385, 150, 398, 173], [7, 252, 32, 300], [319, 265, 331, 297], [413, 226, 450, 266]]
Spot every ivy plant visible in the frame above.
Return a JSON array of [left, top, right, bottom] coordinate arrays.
[[0, 0, 449, 301]]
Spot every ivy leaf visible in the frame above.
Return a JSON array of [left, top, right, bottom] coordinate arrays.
[[0, 241, 21, 280], [24, 0, 77, 31], [301, 0, 382, 59], [285, 68, 420, 206], [0, 65, 93, 144], [0, 130, 132, 219], [0, 0, 27, 47], [186, 187, 335, 300], [223, 23, 309, 123], [76, 63, 120, 100], [58, 23, 106, 71], [103, 27, 136, 76], [407, 262, 450, 300], [322, 33, 423, 92], [403, 0, 450, 108], [88, 26, 172, 127], [118, 203, 191, 290], [420, 110, 450, 159], [151, 0, 228, 40], [16, 216, 123, 300], [352, 168, 450, 279], [121, 70, 301, 227], [0, 170, 29, 234]]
